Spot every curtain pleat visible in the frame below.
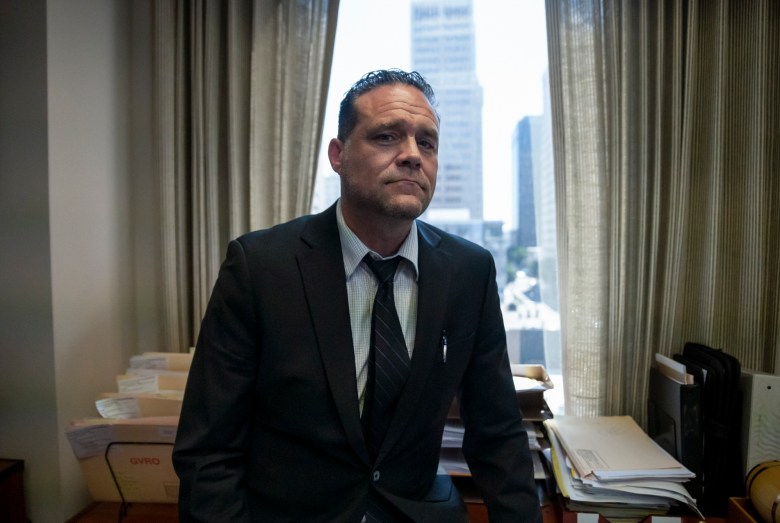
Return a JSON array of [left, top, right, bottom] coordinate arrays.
[[154, 0, 192, 355], [226, 1, 252, 238], [546, 0, 780, 420], [153, 0, 339, 351]]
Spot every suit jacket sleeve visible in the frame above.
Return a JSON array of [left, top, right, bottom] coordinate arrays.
[[459, 256, 543, 523], [173, 239, 258, 523]]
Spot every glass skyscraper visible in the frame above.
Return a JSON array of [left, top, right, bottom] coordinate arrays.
[[411, 0, 484, 224]]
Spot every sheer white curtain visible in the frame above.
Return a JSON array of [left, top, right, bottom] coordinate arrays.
[[546, 0, 780, 419], [152, 0, 339, 352]]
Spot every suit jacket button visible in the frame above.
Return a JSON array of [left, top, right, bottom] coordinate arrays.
[[372, 470, 380, 482]]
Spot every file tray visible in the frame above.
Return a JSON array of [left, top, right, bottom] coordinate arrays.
[[510, 364, 554, 408], [447, 364, 553, 419]]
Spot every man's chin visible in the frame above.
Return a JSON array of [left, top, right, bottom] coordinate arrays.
[[384, 198, 429, 221]]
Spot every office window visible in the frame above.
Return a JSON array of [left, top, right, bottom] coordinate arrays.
[[313, 0, 562, 413]]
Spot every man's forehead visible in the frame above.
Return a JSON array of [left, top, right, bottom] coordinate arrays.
[[355, 84, 438, 123]]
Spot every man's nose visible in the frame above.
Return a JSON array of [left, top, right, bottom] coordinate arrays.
[[398, 138, 422, 168]]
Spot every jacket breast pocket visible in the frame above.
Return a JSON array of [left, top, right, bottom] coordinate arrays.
[[437, 329, 475, 369]]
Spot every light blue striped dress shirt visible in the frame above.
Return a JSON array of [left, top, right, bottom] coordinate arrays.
[[336, 200, 419, 414]]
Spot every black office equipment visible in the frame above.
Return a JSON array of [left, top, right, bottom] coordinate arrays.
[[647, 366, 702, 500], [677, 342, 744, 516]]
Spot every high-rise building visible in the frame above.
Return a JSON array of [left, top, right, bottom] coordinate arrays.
[[533, 71, 558, 313], [532, 70, 561, 372], [411, 0, 484, 224], [512, 117, 539, 248], [504, 72, 561, 370]]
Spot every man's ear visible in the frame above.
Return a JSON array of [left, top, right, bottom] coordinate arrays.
[[327, 138, 344, 174]]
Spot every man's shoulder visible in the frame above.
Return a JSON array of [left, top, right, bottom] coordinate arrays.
[[416, 219, 490, 258], [237, 214, 312, 242], [234, 205, 337, 251]]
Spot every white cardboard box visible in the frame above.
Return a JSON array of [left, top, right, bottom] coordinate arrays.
[[66, 417, 180, 503]]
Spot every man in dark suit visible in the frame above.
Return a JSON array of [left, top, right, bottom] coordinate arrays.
[[173, 69, 541, 522]]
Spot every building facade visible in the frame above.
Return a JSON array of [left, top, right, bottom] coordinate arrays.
[[412, 0, 484, 224]]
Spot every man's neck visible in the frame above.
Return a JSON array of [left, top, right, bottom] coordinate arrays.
[[340, 209, 413, 257]]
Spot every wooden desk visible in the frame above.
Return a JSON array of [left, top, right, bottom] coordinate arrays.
[[0, 459, 27, 523], [67, 502, 177, 523], [466, 500, 557, 523], [68, 501, 727, 523], [69, 502, 556, 523]]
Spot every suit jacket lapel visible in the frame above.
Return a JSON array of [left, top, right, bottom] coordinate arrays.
[[297, 211, 453, 465], [377, 222, 451, 462], [297, 206, 369, 463]]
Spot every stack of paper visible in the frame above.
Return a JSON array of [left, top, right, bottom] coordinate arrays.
[[95, 352, 192, 419], [544, 415, 702, 522], [654, 353, 695, 385], [439, 364, 554, 485]]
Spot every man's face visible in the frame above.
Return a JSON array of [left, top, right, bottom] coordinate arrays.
[[328, 84, 439, 222]]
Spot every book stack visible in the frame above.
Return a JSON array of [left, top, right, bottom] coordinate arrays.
[[65, 351, 192, 504], [544, 415, 703, 523]]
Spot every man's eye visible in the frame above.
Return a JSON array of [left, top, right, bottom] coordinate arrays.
[[418, 139, 437, 151], [375, 133, 395, 142]]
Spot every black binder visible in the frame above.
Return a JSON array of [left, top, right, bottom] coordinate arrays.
[[647, 366, 702, 500], [675, 342, 743, 516]]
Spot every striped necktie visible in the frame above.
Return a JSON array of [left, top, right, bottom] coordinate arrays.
[[362, 254, 411, 462]]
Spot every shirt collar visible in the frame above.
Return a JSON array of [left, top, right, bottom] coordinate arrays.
[[336, 199, 419, 280]]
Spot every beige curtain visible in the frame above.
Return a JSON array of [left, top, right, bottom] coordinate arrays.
[[152, 0, 339, 352], [546, 0, 780, 420]]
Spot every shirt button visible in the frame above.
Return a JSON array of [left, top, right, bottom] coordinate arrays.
[[372, 470, 380, 482]]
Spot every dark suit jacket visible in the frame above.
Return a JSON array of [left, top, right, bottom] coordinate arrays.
[[173, 204, 541, 522]]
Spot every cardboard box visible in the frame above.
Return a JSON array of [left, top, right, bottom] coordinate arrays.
[[116, 373, 188, 394], [95, 392, 183, 419], [129, 352, 192, 371], [727, 497, 761, 523], [66, 417, 180, 503]]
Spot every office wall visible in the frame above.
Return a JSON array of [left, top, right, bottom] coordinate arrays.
[[0, 1, 161, 520], [0, 0, 62, 520], [47, 0, 138, 519]]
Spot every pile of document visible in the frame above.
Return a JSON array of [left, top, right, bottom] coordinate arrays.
[[94, 351, 191, 419], [65, 351, 191, 503], [439, 364, 555, 503], [544, 415, 703, 522]]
